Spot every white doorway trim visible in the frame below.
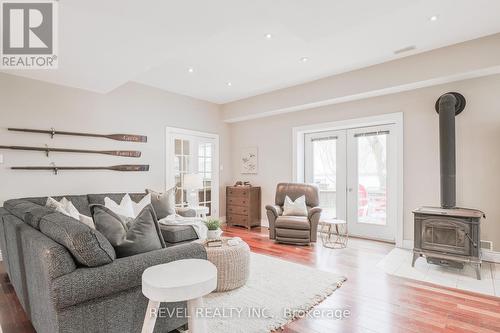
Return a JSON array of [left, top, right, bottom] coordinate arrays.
[[165, 127, 220, 218], [292, 112, 404, 247]]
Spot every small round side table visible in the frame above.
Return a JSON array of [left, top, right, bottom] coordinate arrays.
[[141, 259, 217, 333], [319, 219, 348, 249]]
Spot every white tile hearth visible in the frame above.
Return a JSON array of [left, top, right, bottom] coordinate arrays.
[[376, 248, 498, 296]]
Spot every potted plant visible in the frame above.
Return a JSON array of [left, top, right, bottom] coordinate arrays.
[[205, 218, 223, 240]]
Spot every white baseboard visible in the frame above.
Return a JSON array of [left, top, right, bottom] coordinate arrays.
[[482, 250, 500, 264], [401, 239, 414, 250]]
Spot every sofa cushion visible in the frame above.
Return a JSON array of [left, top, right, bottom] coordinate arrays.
[[91, 205, 165, 258], [39, 212, 116, 267], [3, 199, 54, 229], [4, 199, 34, 220], [159, 224, 198, 244], [24, 195, 92, 217], [87, 193, 146, 206], [25, 205, 57, 229], [275, 216, 310, 230]]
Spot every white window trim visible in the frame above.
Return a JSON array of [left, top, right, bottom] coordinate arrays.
[[165, 127, 220, 218], [292, 112, 404, 247]]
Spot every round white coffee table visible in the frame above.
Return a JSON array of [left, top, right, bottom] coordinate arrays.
[[319, 219, 348, 249], [141, 259, 217, 333]]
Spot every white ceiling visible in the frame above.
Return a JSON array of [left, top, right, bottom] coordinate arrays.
[[3, 0, 500, 104]]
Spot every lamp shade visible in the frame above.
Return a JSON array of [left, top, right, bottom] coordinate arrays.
[[183, 173, 203, 190]]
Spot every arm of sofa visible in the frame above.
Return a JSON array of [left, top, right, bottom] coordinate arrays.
[[265, 205, 282, 240], [308, 206, 322, 242], [51, 242, 207, 310], [176, 207, 197, 218], [20, 224, 78, 332]]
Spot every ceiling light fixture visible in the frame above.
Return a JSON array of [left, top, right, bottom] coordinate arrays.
[[226, 82, 232, 87], [429, 15, 439, 22], [265, 33, 273, 39], [300, 57, 309, 63], [187, 67, 194, 73]]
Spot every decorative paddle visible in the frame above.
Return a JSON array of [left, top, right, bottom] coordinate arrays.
[[8, 128, 147, 143], [0, 145, 141, 158], [11, 164, 150, 175]]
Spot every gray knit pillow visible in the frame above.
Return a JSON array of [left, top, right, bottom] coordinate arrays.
[[39, 212, 116, 267]]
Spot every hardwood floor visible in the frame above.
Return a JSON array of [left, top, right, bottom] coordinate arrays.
[[222, 226, 500, 333], [1, 226, 499, 333]]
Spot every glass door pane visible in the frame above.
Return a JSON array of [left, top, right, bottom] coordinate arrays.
[[198, 142, 214, 215], [174, 138, 190, 207], [347, 125, 396, 242], [312, 137, 338, 218], [305, 131, 347, 220], [170, 134, 218, 217], [357, 133, 387, 225]]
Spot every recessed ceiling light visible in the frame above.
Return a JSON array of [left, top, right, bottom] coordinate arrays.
[[429, 15, 439, 22], [300, 57, 309, 63], [265, 33, 273, 39], [226, 82, 232, 87], [187, 67, 194, 73]]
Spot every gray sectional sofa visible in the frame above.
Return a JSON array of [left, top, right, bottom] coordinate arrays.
[[0, 193, 205, 333]]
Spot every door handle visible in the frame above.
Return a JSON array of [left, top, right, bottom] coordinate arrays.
[[347, 187, 353, 192]]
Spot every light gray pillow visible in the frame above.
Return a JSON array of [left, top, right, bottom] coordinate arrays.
[[90, 204, 166, 258], [146, 187, 176, 219], [283, 195, 308, 216]]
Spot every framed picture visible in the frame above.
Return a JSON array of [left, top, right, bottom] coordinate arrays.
[[241, 147, 258, 174]]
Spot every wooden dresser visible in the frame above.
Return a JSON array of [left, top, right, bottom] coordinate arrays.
[[226, 186, 261, 229]]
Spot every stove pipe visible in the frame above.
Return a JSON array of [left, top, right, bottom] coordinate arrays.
[[435, 92, 466, 209]]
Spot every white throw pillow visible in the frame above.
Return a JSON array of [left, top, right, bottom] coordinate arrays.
[[46, 197, 95, 229], [132, 193, 151, 217], [105, 194, 134, 218], [283, 195, 308, 216], [104, 194, 151, 219], [79, 214, 96, 229], [46, 197, 71, 216], [60, 197, 80, 220]]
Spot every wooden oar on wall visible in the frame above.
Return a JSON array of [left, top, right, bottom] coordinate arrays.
[[8, 128, 147, 143], [11, 164, 150, 175], [0, 145, 141, 158]]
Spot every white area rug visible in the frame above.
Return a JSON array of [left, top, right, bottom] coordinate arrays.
[[377, 248, 500, 296], [204, 252, 346, 333]]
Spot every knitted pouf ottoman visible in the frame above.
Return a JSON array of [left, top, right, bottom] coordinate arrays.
[[202, 237, 250, 292]]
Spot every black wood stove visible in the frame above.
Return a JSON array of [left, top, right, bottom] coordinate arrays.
[[412, 92, 485, 280]]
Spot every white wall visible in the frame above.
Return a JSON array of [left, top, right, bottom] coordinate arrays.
[[0, 73, 232, 216], [228, 75, 500, 251]]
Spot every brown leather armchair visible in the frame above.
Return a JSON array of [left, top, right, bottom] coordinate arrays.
[[266, 183, 322, 245]]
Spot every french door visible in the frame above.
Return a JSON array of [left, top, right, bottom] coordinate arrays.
[[166, 128, 219, 217], [305, 124, 397, 242]]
